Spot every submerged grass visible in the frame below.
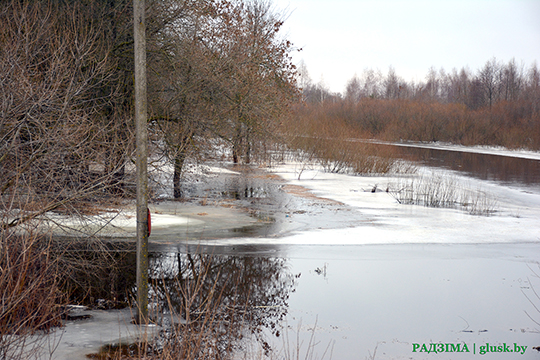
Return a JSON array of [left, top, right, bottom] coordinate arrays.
[[280, 317, 335, 360], [388, 173, 498, 215]]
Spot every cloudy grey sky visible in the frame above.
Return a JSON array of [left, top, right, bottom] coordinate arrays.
[[272, 0, 540, 93]]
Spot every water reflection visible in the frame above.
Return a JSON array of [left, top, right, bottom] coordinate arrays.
[[57, 241, 540, 359], [182, 166, 280, 202], [221, 186, 271, 200], [148, 251, 298, 357], [60, 240, 298, 358], [56, 239, 137, 309]]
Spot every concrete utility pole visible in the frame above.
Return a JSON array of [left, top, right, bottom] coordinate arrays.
[[133, 0, 149, 324]]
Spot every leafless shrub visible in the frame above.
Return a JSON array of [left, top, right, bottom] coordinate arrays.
[[0, 223, 139, 359], [461, 188, 499, 216], [284, 102, 411, 176], [287, 135, 403, 176], [0, 230, 66, 360], [54, 238, 137, 309]]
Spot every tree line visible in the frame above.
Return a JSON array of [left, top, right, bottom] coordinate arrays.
[[0, 0, 298, 233], [294, 58, 540, 149]]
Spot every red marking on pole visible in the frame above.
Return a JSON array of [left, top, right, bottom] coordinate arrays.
[[147, 208, 151, 237]]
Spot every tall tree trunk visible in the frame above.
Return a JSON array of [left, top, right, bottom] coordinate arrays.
[[244, 134, 251, 164], [232, 145, 239, 164], [173, 152, 186, 198], [232, 126, 242, 164]]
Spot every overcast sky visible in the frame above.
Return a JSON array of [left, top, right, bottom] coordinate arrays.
[[272, 0, 540, 93]]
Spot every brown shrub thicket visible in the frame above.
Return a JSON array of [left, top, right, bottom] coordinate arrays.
[[0, 232, 66, 359], [284, 103, 402, 174], [299, 58, 540, 151], [290, 98, 540, 151]]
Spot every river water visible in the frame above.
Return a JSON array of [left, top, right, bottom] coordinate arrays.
[[384, 142, 540, 190], [53, 146, 540, 360]]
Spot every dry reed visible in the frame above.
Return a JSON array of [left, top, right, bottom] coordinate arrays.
[[388, 173, 498, 215]]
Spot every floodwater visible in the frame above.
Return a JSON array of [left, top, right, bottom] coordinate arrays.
[[170, 149, 540, 359], [209, 243, 540, 360], [49, 149, 540, 360]]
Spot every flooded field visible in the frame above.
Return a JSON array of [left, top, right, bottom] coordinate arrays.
[[214, 243, 540, 360], [48, 146, 540, 360]]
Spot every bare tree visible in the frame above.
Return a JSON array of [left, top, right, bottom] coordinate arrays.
[[297, 59, 313, 97], [345, 74, 362, 102], [424, 66, 440, 100], [222, 0, 298, 164], [150, 0, 299, 197], [447, 67, 471, 105], [500, 58, 524, 102], [384, 66, 403, 99], [360, 67, 383, 99], [478, 57, 501, 108], [525, 62, 540, 117]]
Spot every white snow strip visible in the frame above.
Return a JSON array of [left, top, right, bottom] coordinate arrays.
[[47, 211, 203, 236]]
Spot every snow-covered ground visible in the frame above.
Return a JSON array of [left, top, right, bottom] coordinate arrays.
[[41, 309, 158, 360]]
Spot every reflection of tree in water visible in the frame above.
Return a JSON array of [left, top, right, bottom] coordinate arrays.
[[149, 252, 298, 358]]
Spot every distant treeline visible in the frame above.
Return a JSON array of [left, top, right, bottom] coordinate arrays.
[[294, 58, 540, 149]]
